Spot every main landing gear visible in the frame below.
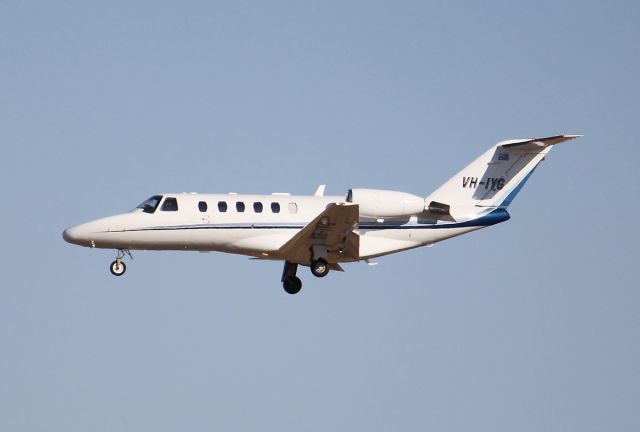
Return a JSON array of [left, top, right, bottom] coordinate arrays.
[[281, 259, 332, 294], [281, 261, 302, 294], [110, 249, 132, 276], [310, 258, 329, 278]]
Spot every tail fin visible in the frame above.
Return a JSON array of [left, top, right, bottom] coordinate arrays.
[[425, 135, 581, 218]]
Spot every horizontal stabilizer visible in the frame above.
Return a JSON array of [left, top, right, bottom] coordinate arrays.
[[499, 134, 582, 149]]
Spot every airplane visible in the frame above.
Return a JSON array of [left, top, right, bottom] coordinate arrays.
[[63, 134, 581, 294]]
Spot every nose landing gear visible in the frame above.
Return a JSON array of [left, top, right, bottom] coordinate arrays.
[[110, 259, 126, 276], [110, 249, 132, 276]]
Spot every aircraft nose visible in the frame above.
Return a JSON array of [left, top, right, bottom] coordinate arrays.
[[63, 226, 78, 243], [63, 215, 126, 247], [63, 225, 90, 246]]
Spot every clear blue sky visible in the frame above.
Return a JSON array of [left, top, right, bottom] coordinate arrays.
[[1, 1, 638, 431]]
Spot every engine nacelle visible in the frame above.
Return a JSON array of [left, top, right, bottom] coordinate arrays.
[[346, 188, 425, 218]]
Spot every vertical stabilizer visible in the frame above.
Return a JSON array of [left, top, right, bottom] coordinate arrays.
[[425, 135, 581, 218]]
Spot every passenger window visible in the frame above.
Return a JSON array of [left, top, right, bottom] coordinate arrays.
[[161, 197, 178, 211], [288, 202, 298, 214], [236, 202, 245, 212], [271, 202, 280, 213], [218, 201, 227, 212], [198, 201, 208, 212], [253, 202, 263, 213]]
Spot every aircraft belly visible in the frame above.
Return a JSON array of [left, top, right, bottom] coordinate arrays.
[[86, 226, 300, 253], [358, 233, 419, 259], [97, 230, 193, 250], [229, 230, 297, 255], [403, 226, 481, 244], [358, 226, 482, 259]]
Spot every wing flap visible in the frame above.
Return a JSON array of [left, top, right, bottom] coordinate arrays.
[[278, 203, 359, 264]]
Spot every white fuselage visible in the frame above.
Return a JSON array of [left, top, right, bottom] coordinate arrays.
[[63, 192, 497, 263], [62, 135, 578, 293]]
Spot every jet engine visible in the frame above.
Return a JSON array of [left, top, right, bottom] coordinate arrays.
[[346, 188, 426, 218]]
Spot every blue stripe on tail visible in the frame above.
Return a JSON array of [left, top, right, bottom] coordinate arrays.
[[499, 163, 540, 208]]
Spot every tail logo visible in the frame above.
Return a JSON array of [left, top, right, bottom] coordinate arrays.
[[462, 176, 505, 191]]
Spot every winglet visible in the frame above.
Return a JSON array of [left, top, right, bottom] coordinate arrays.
[[314, 185, 326, 197]]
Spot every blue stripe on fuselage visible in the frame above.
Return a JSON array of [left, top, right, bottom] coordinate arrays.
[[116, 208, 510, 234], [358, 208, 510, 230]]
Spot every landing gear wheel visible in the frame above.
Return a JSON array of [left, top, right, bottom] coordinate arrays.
[[310, 258, 330, 278], [283, 276, 302, 295], [110, 260, 126, 276]]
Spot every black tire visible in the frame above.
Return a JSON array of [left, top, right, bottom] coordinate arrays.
[[310, 258, 330, 278], [110, 260, 126, 276], [283, 276, 302, 294]]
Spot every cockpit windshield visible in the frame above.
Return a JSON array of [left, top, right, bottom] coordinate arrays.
[[135, 195, 163, 214]]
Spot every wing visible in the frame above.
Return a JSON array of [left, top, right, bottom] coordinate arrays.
[[278, 203, 359, 264]]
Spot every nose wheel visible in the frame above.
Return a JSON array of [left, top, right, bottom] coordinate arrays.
[[110, 259, 126, 276], [110, 249, 132, 277]]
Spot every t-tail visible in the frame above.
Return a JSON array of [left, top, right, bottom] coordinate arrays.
[[425, 135, 582, 222]]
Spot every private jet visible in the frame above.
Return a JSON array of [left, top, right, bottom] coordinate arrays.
[[63, 135, 580, 294]]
